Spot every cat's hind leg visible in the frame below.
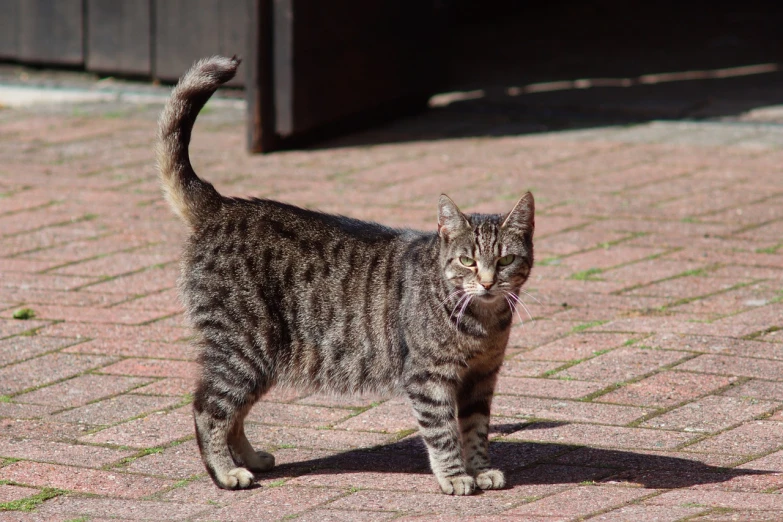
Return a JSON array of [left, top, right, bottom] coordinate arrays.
[[227, 404, 275, 473], [193, 367, 269, 490]]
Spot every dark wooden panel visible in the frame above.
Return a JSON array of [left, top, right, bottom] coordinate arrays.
[[17, 0, 84, 65], [0, 0, 20, 59], [247, 0, 278, 152], [86, 0, 151, 75], [154, 0, 248, 85], [274, 0, 445, 137]]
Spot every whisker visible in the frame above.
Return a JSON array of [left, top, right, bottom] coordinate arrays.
[[456, 294, 473, 330], [504, 294, 526, 326], [506, 291, 534, 322], [503, 295, 525, 326], [439, 289, 463, 307], [518, 289, 543, 305], [449, 293, 471, 323]]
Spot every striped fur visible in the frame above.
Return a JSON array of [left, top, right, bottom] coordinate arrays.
[[157, 57, 535, 495]]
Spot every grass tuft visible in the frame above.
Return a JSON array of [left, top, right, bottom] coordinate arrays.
[[0, 488, 64, 512], [12, 308, 35, 320], [570, 268, 603, 281]]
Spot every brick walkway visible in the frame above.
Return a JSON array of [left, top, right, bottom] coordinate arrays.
[[1, 89, 783, 521]]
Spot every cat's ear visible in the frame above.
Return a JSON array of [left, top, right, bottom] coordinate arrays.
[[502, 191, 535, 235], [438, 194, 469, 239]]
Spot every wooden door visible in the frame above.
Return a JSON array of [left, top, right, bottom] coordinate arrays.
[[247, 0, 447, 152]]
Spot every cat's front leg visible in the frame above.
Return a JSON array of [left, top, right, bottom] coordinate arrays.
[[458, 366, 506, 490], [406, 379, 475, 495]]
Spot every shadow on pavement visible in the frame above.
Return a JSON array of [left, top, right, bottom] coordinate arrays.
[[252, 420, 773, 491]]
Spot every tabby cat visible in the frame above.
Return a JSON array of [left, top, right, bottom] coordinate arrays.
[[156, 56, 535, 495]]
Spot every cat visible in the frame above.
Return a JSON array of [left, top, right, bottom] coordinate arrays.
[[156, 56, 535, 496]]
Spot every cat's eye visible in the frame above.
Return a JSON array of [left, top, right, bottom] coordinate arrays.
[[498, 254, 515, 266], [459, 256, 476, 267]]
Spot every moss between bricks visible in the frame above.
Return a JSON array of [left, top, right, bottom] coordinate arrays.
[[0, 488, 64, 512], [12, 308, 35, 320]]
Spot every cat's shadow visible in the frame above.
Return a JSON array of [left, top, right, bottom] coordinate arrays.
[[260, 421, 775, 491]]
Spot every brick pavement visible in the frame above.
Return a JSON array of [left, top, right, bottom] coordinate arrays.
[[0, 87, 782, 521]]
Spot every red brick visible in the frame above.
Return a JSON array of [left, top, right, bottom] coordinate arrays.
[[505, 485, 655, 517], [335, 400, 416, 433], [38, 321, 189, 343], [499, 358, 564, 377], [81, 265, 178, 294], [98, 358, 198, 379], [0, 461, 175, 498], [601, 371, 735, 407], [0, 353, 116, 395], [559, 347, 688, 383], [507, 319, 581, 350], [297, 391, 388, 408], [123, 440, 203, 479], [134, 378, 194, 396], [0, 419, 89, 441], [157, 476, 261, 506], [692, 511, 783, 521], [327, 489, 513, 517], [294, 510, 397, 522], [642, 396, 778, 433], [559, 246, 666, 274], [53, 394, 179, 426], [244, 425, 392, 451], [0, 272, 98, 291], [14, 374, 150, 408], [0, 336, 79, 366], [647, 333, 783, 360], [81, 408, 192, 448], [63, 339, 196, 360], [0, 319, 52, 340], [52, 252, 175, 278], [35, 496, 209, 521], [724, 379, 783, 401], [645, 489, 783, 510], [0, 438, 133, 467], [685, 421, 783, 455], [588, 505, 708, 521], [0, 402, 56, 419], [496, 376, 604, 399], [0, 484, 37, 503], [677, 355, 783, 381], [523, 333, 632, 361], [493, 396, 650, 425], [603, 259, 704, 286], [193, 486, 344, 521], [247, 401, 353, 429], [289, 469, 437, 493], [1, 304, 171, 325]]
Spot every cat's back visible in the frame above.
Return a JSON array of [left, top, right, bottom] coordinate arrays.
[[179, 197, 433, 393]]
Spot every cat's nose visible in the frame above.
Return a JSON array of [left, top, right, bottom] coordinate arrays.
[[480, 282, 493, 290]]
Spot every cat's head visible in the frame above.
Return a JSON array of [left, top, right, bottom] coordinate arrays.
[[437, 193, 535, 305]]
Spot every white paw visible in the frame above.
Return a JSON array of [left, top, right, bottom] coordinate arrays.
[[438, 475, 476, 496], [246, 450, 275, 472], [476, 469, 506, 490], [220, 467, 255, 489]]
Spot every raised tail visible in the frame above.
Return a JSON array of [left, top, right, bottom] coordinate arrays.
[[156, 55, 239, 227]]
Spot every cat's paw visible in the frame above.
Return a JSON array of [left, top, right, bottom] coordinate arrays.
[[438, 475, 476, 495], [245, 450, 275, 472], [475, 469, 506, 490], [218, 467, 255, 489]]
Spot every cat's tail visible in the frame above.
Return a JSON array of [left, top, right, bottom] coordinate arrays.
[[156, 55, 239, 227]]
